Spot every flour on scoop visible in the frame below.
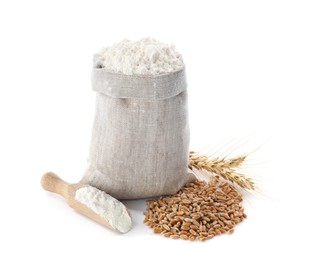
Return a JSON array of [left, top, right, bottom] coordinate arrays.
[[75, 185, 132, 233]]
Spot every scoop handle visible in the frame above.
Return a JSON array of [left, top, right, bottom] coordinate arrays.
[[41, 172, 69, 198]]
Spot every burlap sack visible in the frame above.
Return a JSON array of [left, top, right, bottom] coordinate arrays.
[[82, 63, 195, 199]]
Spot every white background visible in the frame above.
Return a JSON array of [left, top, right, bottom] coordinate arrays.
[[0, 0, 318, 259]]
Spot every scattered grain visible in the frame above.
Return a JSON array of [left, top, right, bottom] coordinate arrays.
[[144, 177, 246, 241]]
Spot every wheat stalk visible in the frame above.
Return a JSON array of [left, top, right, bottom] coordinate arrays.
[[188, 151, 255, 190]]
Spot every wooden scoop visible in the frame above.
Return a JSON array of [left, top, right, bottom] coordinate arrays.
[[41, 172, 132, 233]]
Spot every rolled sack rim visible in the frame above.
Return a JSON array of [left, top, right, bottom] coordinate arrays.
[[91, 66, 187, 100]]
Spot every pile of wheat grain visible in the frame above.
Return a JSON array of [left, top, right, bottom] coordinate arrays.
[[144, 176, 246, 241]]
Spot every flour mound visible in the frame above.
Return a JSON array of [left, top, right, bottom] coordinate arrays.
[[95, 38, 184, 75]]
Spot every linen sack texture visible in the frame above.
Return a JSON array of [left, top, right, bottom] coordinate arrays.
[[82, 59, 195, 199]]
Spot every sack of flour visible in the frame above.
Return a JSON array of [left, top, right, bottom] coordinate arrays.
[[82, 38, 195, 199]]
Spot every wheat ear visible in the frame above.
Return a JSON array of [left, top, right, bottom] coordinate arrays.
[[188, 151, 255, 190]]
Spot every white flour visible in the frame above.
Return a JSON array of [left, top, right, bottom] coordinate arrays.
[[95, 38, 184, 75], [75, 185, 132, 233]]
